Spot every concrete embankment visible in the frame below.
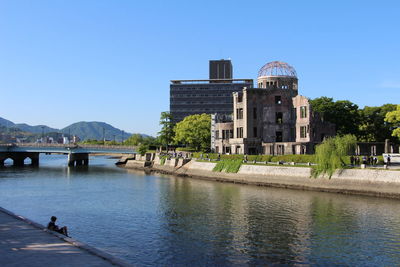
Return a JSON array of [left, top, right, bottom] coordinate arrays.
[[0, 207, 132, 267], [124, 156, 400, 199]]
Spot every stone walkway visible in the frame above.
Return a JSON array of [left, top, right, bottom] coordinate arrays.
[[0, 208, 132, 267]]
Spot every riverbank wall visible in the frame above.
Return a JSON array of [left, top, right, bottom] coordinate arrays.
[[123, 156, 400, 199]]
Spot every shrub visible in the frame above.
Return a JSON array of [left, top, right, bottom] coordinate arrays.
[[212, 159, 242, 173], [225, 159, 242, 173], [160, 157, 166, 165], [213, 161, 226, 172], [138, 144, 149, 156]]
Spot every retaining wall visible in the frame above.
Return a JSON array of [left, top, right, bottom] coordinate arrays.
[[124, 158, 400, 199]]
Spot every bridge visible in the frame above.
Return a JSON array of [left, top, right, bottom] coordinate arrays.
[[0, 143, 136, 167]]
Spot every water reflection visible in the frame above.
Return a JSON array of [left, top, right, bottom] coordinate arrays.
[[1, 158, 400, 266]]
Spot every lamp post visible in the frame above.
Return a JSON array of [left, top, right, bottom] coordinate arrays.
[[103, 128, 105, 145], [41, 126, 45, 143]]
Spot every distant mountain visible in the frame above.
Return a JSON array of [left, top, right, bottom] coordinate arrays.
[[0, 116, 140, 141], [14, 123, 59, 134], [0, 117, 15, 128], [62, 121, 132, 142]]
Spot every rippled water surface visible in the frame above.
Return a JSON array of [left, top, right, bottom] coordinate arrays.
[[1, 155, 400, 266]]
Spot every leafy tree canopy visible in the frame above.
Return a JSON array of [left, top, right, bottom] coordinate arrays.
[[358, 104, 397, 142], [123, 134, 158, 146], [310, 97, 360, 136], [174, 113, 211, 151], [385, 104, 400, 139]]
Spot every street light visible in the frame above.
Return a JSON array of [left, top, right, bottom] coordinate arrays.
[[103, 127, 105, 145], [41, 126, 45, 143]]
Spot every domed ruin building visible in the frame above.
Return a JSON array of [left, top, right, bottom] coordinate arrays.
[[212, 61, 335, 155]]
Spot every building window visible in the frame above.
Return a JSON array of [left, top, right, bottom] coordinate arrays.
[[222, 130, 231, 140], [276, 112, 283, 124], [215, 130, 219, 139], [275, 96, 282, 104], [237, 108, 243, 119], [300, 106, 307, 118], [237, 95, 243, 102], [253, 127, 257, 137], [276, 131, 283, 142], [237, 127, 243, 138], [253, 108, 257, 119], [215, 146, 219, 153], [300, 126, 307, 138]]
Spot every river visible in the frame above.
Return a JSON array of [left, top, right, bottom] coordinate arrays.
[[0, 155, 400, 266]]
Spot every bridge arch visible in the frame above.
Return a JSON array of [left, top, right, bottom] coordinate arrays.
[[24, 157, 32, 165], [1, 157, 13, 166]]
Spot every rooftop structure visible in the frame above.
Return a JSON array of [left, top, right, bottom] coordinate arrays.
[[209, 59, 233, 80]]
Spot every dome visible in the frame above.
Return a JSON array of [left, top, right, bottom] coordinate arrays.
[[257, 61, 297, 78]]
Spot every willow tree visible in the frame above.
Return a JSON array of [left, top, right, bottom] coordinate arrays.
[[312, 135, 357, 178]]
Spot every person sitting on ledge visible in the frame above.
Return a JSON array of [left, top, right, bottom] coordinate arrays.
[[47, 216, 69, 236]]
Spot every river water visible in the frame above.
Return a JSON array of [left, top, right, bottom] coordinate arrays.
[[1, 155, 400, 266]]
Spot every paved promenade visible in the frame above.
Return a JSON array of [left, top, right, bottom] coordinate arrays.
[[0, 208, 132, 267]]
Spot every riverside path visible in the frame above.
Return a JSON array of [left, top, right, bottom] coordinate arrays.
[[0, 207, 132, 267]]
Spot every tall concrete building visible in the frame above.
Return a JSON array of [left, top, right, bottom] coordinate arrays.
[[170, 60, 253, 123]]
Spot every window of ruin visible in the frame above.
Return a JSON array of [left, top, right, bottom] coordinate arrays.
[[300, 126, 307, 138], [236, 108, 243, 119], [276, 131, 283, 142], [275, 96, 282, 104], [222, 130, 231, 140], [215, 130, 219, 139], [237, 95, 243, 102], [237, 127, 243, 138], [229, 129, 233, 138], [276, 112, 283, 124], [300, 106, 307, 118]]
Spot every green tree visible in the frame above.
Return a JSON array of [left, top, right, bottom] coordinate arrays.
[[385, 104, 400, 139], [358, 104, 397, 142], [310, 97, 360, 136], [174, 113, 211, 151], [123, 133, 144, 146], [138, 143, 149, 155], [312, 134, 357, 178], [158, 111, 175, 150]]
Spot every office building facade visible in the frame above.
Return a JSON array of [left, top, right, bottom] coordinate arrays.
[[170, 60, 253, 122]]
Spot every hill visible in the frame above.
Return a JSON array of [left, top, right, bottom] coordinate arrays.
[[62, 121, 132, 142], [0, 116, 140, 141]]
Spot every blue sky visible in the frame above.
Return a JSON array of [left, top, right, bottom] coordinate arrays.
[[1, 0, 399, 135]]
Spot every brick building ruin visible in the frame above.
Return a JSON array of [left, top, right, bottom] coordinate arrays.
[[211, 61, 336, 155]]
